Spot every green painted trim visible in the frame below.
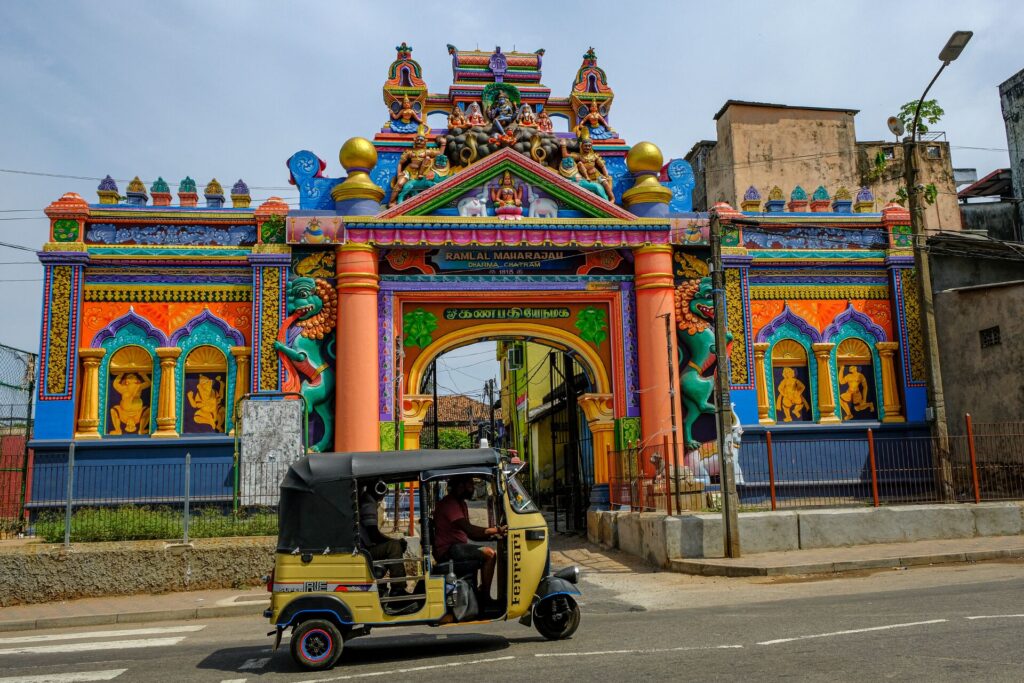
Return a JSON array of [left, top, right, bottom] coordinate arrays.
[[829, 327, 886, 422], [763, 324, 820, 423]]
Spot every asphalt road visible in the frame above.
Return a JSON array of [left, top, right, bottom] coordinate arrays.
[[3, 564, 1023, 682]]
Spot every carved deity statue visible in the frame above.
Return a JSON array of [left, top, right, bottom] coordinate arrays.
[[109, 372, 152, 435], [537, 109, 554, 133], [575, 101, 616, 140], [839, 365, 875, 420], [390, 95, 422, 134], [488, 91, 516, 135], [490, 170, 524, 220], [466, 101, 486, 127], [187, 374, 226, 431], [774, 367, 810, 422], [388, 130, 447, 207], [448, 106, 469, 130], [516, 104, 538, 128], [560, 135, 615, 200]]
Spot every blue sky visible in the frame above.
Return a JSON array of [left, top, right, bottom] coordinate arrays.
[[1, 1, 1020, 392]]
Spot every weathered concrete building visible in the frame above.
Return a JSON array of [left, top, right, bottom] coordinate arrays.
[[687, 100, 961, 231], [929, 233, 1024, 431], [1000, 68, 1024, 231]]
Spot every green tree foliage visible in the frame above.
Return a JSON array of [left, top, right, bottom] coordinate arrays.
[[438, 428, 471, 449], [897, 99, 945, 135]]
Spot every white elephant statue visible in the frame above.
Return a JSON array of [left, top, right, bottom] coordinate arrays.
[[457, 188, 489, 217]]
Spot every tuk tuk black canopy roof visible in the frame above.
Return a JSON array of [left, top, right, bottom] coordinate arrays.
[[276, 449, 501, 553]]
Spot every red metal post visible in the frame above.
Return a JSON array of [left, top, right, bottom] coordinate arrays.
[[966, 413, 981, 504], [867, 428, 879, 507], [766, 430, 777, 511], [606, 444, 614, 508], [662, 435, 673, 516], [407, 483, 415, 536]]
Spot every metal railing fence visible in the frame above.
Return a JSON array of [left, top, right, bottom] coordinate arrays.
[[609, 417, 1024, 513]]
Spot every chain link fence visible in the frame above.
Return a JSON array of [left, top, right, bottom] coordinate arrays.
[[0, 343, 36, 538]]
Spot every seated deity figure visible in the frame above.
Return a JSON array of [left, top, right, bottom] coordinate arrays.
[[516, 104, 538, 128], [466, 101, 486, 127], [774, 367, 810, 422], [490, 170, 524, 220], [559, 134, 615, 200], [390, 95, 423, 134], [188, 374, 226, 431], [557, 155, 608, 200], [537, 109, 554, 133], [488, 91, 516, 135], [839, 365, 875, 420], [109, 372, 152, 435], [575, 101, 617, 140], [448, 106, 469, 130], [388, 129, 448, 207]]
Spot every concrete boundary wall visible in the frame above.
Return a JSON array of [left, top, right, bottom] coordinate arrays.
[[587, 503, 1024, 568], [0, 537, 275, 607]]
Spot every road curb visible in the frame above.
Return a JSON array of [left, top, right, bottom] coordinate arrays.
[[0, 601, 268, 632], [669, 547, 1024, 577]]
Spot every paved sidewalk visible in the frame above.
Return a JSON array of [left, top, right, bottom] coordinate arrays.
[[671, 534, 1024, 577], [0, 585, 269, 632]]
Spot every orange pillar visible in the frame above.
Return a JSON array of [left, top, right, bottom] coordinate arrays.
[[633, 244, 684, 469], [334, 244, 380, 451]]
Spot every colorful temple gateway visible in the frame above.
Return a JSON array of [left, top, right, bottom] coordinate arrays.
[[31, 45, 926, 510]]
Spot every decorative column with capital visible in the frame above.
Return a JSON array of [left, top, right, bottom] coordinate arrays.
[[632, 244, 684, 470], [811, 343, 840, 423], [152, 348, 182, 438], [401, 395, 434, 451], [335, 244, 380, 451], [229, 346, 251, 434], [876, 341, 905, 422], [75, 348, 107, 439], [753, 342, 773, 424], [578, 393, 615, 488]]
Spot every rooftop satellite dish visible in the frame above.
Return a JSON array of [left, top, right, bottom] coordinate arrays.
[[887, 116, 905, 139]]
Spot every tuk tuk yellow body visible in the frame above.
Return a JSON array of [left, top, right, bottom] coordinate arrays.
[[266, 449, 581, 670]]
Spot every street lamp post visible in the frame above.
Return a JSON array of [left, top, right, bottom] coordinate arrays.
[[902, 30, 972, 501]]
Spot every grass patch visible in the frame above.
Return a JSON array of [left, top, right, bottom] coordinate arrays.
[[33, 506, 277, 543]]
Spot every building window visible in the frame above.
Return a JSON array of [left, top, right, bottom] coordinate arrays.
[[835, 338, 877, 421], [106, 345, 154, 435], [980, 326, 1001, 349], [882, 147, 895, 160], [770, 339, 812, 423], [925, 145, 941, 159], [182, 345, 228, 433]]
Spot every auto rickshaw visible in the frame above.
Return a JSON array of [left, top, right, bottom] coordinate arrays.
[[265, 448, 582, 670]]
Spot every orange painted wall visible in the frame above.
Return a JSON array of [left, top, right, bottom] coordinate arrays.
[[81, 302, 252, 347], [750, 299, 894, 340]]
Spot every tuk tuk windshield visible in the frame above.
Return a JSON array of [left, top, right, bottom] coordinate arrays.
[[506, 472, 539, 514]]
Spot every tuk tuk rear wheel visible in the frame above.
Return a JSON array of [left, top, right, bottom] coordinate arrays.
[[291, 619, 343, 670], [534, 596, 581, 640]]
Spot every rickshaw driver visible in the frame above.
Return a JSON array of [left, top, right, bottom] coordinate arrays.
[[359, 479, 408, 596], [433, 475, 507, 599]]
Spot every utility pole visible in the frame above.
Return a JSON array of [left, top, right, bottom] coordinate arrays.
[[657, 312, 683, 514], [709, 208, 740, 558], [487, 378, 496, 447], [902, 30, 972, 501]]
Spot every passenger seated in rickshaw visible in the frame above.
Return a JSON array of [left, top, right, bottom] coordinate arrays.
[[358, 479, 408, 596], [433, 475, 507, 600]]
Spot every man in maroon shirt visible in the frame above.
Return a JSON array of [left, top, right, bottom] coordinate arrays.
[[433, 475, 506, 599]]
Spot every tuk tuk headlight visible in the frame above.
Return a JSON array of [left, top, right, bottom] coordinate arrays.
[[555, 566, 580, 584]]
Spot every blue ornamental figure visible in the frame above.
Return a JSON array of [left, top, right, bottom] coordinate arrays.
[[488, 91, 516, 135]]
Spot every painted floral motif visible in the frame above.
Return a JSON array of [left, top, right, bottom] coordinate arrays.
[[46, 266, 72, 395], [575, 306, 607, 347], [403, 308, 438, 349], [891, 223, 913, 248], [725, 269, 748, 385], [261, 216, 286, 244], [52, 219, 79, 242]]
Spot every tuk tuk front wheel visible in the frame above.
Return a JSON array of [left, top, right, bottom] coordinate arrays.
[[291, 619, 343, 670], [534, 596, 581, 640]]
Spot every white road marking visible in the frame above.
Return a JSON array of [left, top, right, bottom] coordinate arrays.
[[0, 670, 126, 683], [238, 657, 271, 670], [536, 644, 743, 657], [219, 680, 248, 683], [965, 614, 1024, 620], [0, 636, 186, 656], [0, 625, 205, 645], [757, 619, 948, 645], [298, 655, 516, 682]]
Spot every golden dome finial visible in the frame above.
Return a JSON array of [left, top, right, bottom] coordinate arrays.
[[623, 141, 671, 209]]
